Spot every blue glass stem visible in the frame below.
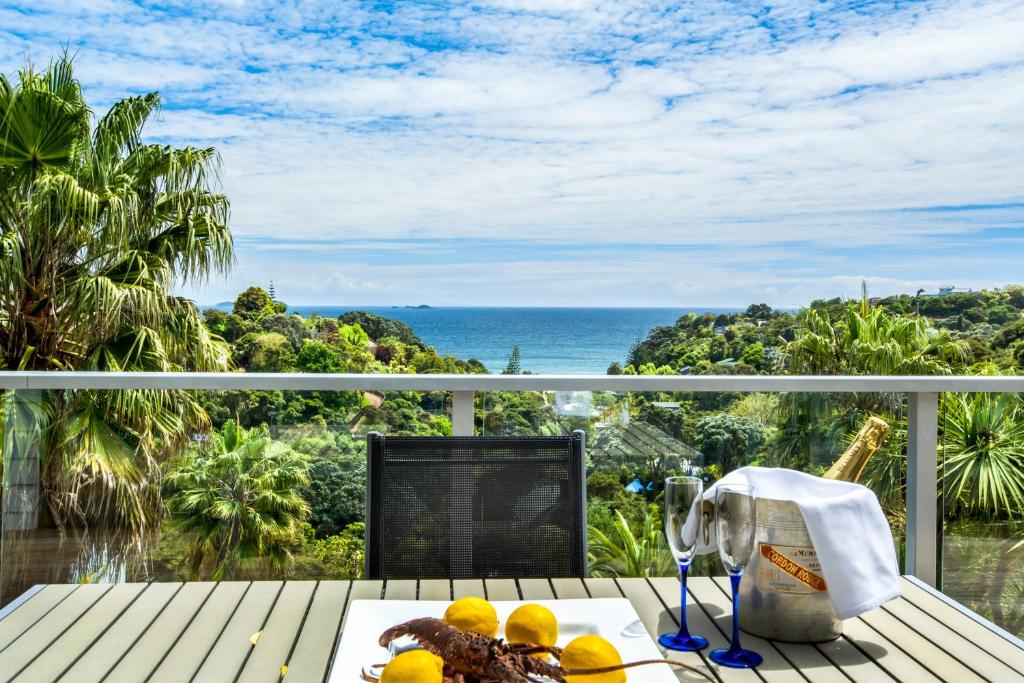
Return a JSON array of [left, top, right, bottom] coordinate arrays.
[[677, 561, 693, 638], [728, 571, 743, 655]]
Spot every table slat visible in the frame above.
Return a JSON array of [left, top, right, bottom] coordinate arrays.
[[286, 581, 351, 683], [383, 580, 417, 600], [618, 577, 724, 682], [518, 578, 554, 599], [484, 579, 519, 600], [697, 577, 816, 682], [858, 608, 983, 681], [240, 581, 318, 683], [0, 584, 111, 676], [418, 580, 451, 601], [549, 578, 588, 599], [14, 583, 146, 681], [880, 596, 1021, 681], [191, 581, 282, 683], [452, 579, 485, 599], [0, 584, 77, 651], [348, 580, 384, 602], [812, 633, 900, 683], [60, 582, 182, 682], [582, 578, 621, 598], [148, 581, 250, 683], [899, 577, 1024, 674], [106, 581, 216, 682], [841, 617, 942, 682]]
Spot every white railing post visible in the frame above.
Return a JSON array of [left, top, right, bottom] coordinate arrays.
[[451, 390, 475, 436], [906, 391, 939, 586]]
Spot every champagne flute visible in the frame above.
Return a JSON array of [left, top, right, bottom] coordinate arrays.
[[657, 476, 709, 651], [710, 484, 763, 669]]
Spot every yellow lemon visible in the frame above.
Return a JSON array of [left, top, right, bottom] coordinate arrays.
[[380, 650, 444, 683], [443, 596, 499, 636], [504, 604, 558, 656], [560, 635, 626, 683]]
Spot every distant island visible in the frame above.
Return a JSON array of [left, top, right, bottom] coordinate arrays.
[[391, 304, 432, 309]]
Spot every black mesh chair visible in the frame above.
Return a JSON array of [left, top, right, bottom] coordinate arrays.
[[365, 431, 587, 580]]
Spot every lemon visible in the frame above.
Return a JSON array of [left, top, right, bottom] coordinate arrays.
[[504, 604, 558, 656], [380, 650, 444, 683], [443, 596, 499, 636], [560, 635, 626, 683]]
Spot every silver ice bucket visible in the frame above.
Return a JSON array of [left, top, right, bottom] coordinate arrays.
[[738, 497, 842, 642]]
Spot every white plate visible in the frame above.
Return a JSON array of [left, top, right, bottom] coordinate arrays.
[[328, 598, 678, 682]]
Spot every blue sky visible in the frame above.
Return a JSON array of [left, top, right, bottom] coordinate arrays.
[[2, 0, 1023, 307]]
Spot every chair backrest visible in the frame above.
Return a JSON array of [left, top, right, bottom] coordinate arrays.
[[365, 431, 587, 580]]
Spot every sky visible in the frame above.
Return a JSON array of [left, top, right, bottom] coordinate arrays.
[[1, 0, 1023, 308]]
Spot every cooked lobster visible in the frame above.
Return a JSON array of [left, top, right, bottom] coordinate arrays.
[[360, 617, 715, 682]]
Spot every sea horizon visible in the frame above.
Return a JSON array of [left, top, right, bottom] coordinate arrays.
[[208, 303, 754, 373], [207, 303, 757, 310]]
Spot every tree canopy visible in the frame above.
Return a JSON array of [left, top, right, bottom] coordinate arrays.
[[0, 55, 233, 530]]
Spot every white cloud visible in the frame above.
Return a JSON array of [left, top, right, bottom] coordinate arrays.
[[1, 0, 1022, 305]]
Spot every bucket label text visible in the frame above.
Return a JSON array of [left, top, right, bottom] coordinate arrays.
[[758, 543, 828, 593]]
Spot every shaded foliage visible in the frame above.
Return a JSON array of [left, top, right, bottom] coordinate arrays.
[[164, 421, 309, 580]]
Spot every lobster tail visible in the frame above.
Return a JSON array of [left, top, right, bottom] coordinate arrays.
[[379, 617, 463, 652]]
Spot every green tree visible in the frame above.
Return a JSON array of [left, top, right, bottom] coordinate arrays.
[[307, 522, 365, 579], [339, 322, 369, 346], [587, 472, 625, 499], [165, 421, 310, 579], [503, 345, 522, 374], [695, 414, 764, 471], [337, 311, 421, 346], [232, 332, 296, 371], [203, 309, 255, 343], [0, 56, 233, 530], [993, 318, 1024, 351], [745, 303, 774, 320], [588, 508, 674, 578], [942, 393, 1024, 518], [233, 286, 285, 321], [740, 341, 765, 369], [301, 458, 366, 537], [260, 313, 309, 350], [296, 339, 344, 374], [787, 300, 968, 376]]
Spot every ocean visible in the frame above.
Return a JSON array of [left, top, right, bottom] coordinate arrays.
[[283, 306, 741, 374]]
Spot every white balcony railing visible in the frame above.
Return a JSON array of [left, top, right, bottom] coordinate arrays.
[[4, 371, 1024, 589]]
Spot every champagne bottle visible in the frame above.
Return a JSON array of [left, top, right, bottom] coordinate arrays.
[[823, 417, 890, 483]]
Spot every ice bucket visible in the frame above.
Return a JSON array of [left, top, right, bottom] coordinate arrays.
[[737, 497, 842, 642]]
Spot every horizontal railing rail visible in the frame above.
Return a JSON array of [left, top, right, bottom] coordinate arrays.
[[5, 370, 1023, 589], [1, 371, 1023, 392]]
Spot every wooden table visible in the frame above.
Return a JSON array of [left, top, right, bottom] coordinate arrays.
[[1, 576, 1022, 682]]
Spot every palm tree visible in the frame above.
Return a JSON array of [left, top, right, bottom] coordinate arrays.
[[588, 508, 674, 577], [774, 296, 968, 474], [165, 421, 310, 580], [0, 55, 233, 531], [941, 392, 1024, 518], [787, 296, 967, 376]]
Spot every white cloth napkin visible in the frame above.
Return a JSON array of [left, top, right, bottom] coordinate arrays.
[[695, 466, 901, 619]]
